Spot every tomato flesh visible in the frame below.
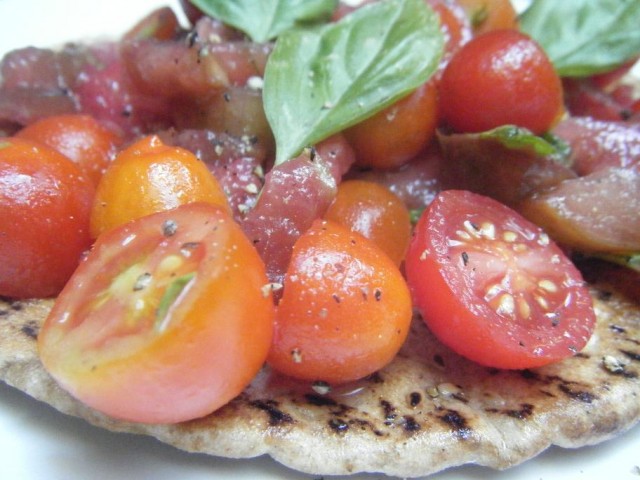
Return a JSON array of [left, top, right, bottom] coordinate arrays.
[[405, 190, 596, 369], [39, 203, 274, 423]]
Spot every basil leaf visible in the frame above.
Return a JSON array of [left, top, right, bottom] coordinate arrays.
[[264, 0, 444, 165], [520, 0, 640, 77], [155, 272, 195, 332], [189, 0, 337, 43], [480, 126, 570, 165]]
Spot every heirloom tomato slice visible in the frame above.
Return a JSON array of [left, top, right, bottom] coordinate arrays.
[[405, 190, 595, 369], [38, 202, 274, 424]]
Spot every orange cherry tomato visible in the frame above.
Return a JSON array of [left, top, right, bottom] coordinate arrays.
[[267, 220, 412, 384], [324, 180, 411, 266], [39, 203, 274, 424], [457, 0, 518, 35], [0, 137, 94, 298], [344, 81, 439, 169], [16, 114, 121, 186], [90, 135, 229, 238]]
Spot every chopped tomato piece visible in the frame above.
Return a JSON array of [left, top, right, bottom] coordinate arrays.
[[405, 190, 596, 369], [39, 203, 274, 424], [268, 220, 412, 384]]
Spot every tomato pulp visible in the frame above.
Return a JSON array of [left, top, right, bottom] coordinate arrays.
[[405, 190, 596, 369]]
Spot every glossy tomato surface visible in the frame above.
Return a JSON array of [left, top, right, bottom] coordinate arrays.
[[324, 179, 411, 266], [457, 0, 518, 34], [439, 29, 563, 134], [16, 114, 121, 186], [267, 220, 412, 384], [344, 81, 439, 170], [39, 203, 274, 424], [90, 134, 229, 238], [405, 190, 595, 369], [0, 137, 94, 298]]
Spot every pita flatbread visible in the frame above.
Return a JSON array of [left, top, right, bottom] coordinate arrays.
[[1, 261, 638, 478]]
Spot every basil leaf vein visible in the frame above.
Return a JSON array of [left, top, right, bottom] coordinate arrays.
[[520, 0, 640, 77], [263, 0, 443, 164], [190, 0, 337, 43]]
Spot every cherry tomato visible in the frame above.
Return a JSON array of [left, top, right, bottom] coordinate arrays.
[[426, 0, 472, 70], [38, 202, 274, 424], [324, 180, 411, 266], [457, 0, 518, 35], [439, 30, 563, 135], [343, 80, 439, 169], [16, 114, 121, 186], [90, 135, 229, 238], [267, 220, 412, 384], [0, 137, 94, 299], [405, 190, 596, 370]]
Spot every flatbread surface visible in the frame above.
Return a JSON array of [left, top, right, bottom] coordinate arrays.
[[0, 269, 639, 478]]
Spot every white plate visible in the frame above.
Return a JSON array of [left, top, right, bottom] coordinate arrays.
[[0, 1, 638, 479]]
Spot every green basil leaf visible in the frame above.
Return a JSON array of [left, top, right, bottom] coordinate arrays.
[[189, 0, 337, 43], [264, 0, 444, 165], [520, 0, 640, 77], [155, 272, 195, 332], [479, 126, 570, 165]]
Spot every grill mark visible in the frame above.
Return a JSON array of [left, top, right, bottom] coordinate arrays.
[[558, 384, 596, 403], [438, 409, 472, 440], [20, 321, 39, 340], [249, 400, 294, 426]]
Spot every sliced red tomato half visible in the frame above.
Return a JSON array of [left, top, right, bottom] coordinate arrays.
[[405, 190, 595, 369], [38, 202, 274, 424]]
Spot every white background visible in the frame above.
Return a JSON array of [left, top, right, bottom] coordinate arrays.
[[0, 0, 638, 479]]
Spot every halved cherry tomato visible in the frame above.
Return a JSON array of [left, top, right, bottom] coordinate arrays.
[[16, 114, 121, 186], [405, 190, 596, 369], [439, 30, 563, 134], [90, 135, 229, 238], [267, 220, 412, 384], [344, 81, 439, 169], [0, 137, 94, 298], [38, 202, 274, 424], [457, 0, 518, 35], [324, 180, 411, 266]]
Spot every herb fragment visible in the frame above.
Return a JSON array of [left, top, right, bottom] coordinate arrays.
[[155, 272, 195, 332]]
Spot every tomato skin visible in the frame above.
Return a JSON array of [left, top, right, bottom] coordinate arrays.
[[39, 203, 274, 424], [324, 180, 411, 266], [457, 0, 518, 35], [267, 220, 412, 384], [405, 190, 596, 370], [90, 135, 229, 238], [344, 81, 439, 169], [0, 137, 94, 298], [439, 30, 563, 135], [16, 114, 121, 186]]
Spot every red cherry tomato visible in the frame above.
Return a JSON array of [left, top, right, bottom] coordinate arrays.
[[405, 190, 596, 369], [16, 114, 121, 186], [324, 180, 411, 266], [344, 80, 439, 169], [0, 137, 94, 298], [38, 203, 274, 424], [439, 30, 563, 134], [267, 220, 412, 384], [90, 135, 230, 238]]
